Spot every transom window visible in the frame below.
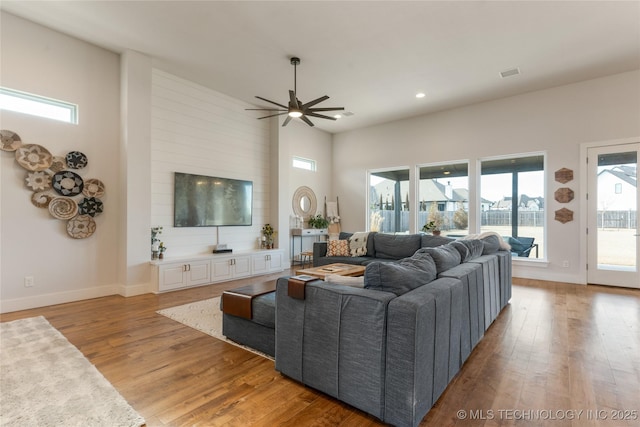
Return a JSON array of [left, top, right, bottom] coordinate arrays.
[[292, 156, 316, 171], [0, 87, 78, 124]]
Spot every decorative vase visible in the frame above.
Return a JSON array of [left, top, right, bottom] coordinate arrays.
[[432, 230, 441, 236], [159, 252, 164, 259], [152, 251, 158, 260]]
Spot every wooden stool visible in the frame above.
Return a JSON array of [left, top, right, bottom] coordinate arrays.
[[300, 251, 313, 268]]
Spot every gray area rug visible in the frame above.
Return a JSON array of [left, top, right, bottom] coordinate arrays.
[[157, 296, 273, 360], [0, 316, 145, 427]]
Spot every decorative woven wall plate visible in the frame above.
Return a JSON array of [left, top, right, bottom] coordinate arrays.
[[48, 156, 67, 173], [82, 179, 105, 198], [48, 197, 78, 220], [52, 171, 84, 196], [78, 197, 103, 217], [25, 171, 52, 192], [67, 215, 96, 239], [15, 144, 53, 171], [31, 192, 54, 208], [0, 130, 22, 151], [65, 151, 88, 169]]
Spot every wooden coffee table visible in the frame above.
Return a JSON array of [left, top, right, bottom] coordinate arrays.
[[295, 263, 366, 279]]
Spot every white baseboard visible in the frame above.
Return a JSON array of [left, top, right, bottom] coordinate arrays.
[[0, 282, 152, 314]]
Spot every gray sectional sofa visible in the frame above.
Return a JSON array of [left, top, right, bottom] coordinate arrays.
[[313, 231, 454, 267], [275, 232, 512, 427]]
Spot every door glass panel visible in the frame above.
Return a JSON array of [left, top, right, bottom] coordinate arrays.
[[596, 151, 637, 271], [369, 168, 410, 233]]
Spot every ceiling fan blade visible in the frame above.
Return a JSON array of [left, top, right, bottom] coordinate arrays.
[[255, 96, 288, 109], [301, 95, 329, 109], [257, 112, 289, 120], [245, 108, 287, 111], [289, 90, 299, 109], [300, 115, 315, 127], [282, 115, 293, 127], [305, 112, 337, 121], [307, 106, 345, 112]]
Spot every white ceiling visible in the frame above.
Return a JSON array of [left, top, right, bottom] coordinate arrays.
[[2, 1, 639, 134]]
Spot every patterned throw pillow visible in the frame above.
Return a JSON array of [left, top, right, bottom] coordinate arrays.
[[327, 239, 350, 257]]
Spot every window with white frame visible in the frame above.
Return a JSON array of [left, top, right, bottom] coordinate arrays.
[[0, 87, 78, 124], [418, 162, 469, 237], [480, 153, 545, 259], [292, 156, 316, 171]]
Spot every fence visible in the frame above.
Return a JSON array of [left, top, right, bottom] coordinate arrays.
[[371, 209, 637, 233]]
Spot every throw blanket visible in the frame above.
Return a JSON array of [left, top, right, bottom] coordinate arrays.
[[462, 231, 511, 251], [349, 232, 370, 256]]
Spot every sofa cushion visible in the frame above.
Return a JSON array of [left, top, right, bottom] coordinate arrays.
[[457, 239, 484, 260], [480, 235, 501, 254], [364, 251, 437, 296], [449, 241, 471, 262], [327, 239, 350, 257], [374, 233, 422, 260], [349, 232, 370, 257], [340, 231, 377, 257], [421, 234, 455, 248], [418, 245, 461, 273], [325, 274, 365, 288]]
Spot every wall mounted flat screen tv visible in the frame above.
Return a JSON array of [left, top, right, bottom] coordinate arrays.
[[174, 172, 253, 227]]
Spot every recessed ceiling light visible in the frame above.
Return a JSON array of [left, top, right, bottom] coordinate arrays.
[[415, 92, 426, 98], [334, 114, 342, 119]]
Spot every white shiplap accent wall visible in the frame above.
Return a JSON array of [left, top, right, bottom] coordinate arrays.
[[151, 69, 271, 256]]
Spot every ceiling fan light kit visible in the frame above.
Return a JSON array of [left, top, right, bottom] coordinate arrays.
[[246, 57, 344, 127]]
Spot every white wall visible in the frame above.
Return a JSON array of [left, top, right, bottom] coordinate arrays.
[[150, 69, 271, 256], [0, 13, 121, 311], [333, 70, 640, 284]]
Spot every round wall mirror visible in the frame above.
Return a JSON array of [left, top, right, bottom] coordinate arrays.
[[292, 186, 317, 219]]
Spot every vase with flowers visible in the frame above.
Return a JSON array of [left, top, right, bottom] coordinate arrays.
[[261, 224, 275, 249], [151, 226, 163, 259]]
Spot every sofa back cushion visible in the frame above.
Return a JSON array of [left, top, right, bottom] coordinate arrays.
[[373, 233, 421, 259], [457, 239, 484, 260], [417, 244, 462, 274], [364, 251, 437, 296], [421, 234, 455, 248], [449, 241, 471, 262]]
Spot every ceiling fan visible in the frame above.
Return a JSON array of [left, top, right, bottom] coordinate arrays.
[[246, 57, 344, 127]]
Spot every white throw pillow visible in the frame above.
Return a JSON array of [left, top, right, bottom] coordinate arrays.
[[324, 274, 365, 288]]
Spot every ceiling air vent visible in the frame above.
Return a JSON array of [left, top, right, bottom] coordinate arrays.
[[500, 68, 520, 78]]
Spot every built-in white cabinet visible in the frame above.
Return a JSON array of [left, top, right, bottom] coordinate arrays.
[[211, 254, 252, 282], [151, 249, 284, 293], [252, 251, 284, 275], [157, 260, 211, 292]]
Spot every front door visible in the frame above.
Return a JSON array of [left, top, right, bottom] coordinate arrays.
[[586, 143, 639, 288]]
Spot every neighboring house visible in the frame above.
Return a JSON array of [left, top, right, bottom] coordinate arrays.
[[490, 195, 544, 211], [597, 165, 637, 211]]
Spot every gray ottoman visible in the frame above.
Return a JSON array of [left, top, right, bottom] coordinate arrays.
[[221, 291, 276, 357]]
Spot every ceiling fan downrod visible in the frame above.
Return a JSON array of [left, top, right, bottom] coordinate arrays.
[[291, 57, 300, 97]]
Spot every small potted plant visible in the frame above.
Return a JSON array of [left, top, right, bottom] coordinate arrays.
[[421, 220, 440, 236], [307, 214, 329, 229], [158, 242, 167, 259], [261, 224, 275, 249]]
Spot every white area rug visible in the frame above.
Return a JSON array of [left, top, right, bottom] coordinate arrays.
[[0, 316, 145, 427], [157, 297, 273, 360]]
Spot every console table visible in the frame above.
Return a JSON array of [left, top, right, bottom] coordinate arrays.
[[290, 228, 327, 266]]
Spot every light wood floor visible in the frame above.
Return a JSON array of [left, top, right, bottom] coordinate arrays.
[[1, 274, 639, 426]]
